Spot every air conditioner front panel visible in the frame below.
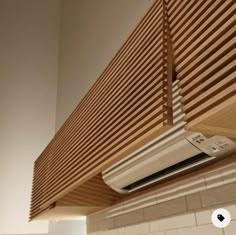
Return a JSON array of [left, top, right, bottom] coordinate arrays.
[[103, 139, 202, 191]]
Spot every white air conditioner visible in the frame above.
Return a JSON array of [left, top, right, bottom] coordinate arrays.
[[102, 81, 236, 193]]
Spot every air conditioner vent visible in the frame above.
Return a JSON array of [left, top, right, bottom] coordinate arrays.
[[123, 153, 213, 192]]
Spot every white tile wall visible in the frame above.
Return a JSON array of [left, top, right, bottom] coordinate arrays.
[[148, 232, 165, 235], [150, 213, 196, 232], [87, 163, 236, 235], [224, 221, 236, 235], [117, 227, 125, 235], [177, 224, 223, 235], [195, 208, 214, 225], [222, 164, 236, 184], [178, 176, 207, 196], [186, 193, 202, 211], [123, 192, 157, 212], [102, 229, 117, 235], [225, 204, 236, 220], [115, 209, 144, 227], [144, 197, 187, 221], [165, 231, 178, 235], [204, 170, 224, 189], [200, 182, 236, 207], [124, 222, 149, 235]]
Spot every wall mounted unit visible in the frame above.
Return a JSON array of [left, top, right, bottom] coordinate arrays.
[[103, 81, 236, 193]]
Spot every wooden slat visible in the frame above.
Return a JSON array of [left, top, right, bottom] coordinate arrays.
[[57, 174, 124, 207], [168, 0, 235, 137], [53, 1, 163, 144], [50, 46, 164, 172], [180, 39, 235, 87], [48, 29, 165, 179], [183, 74, 235, 112], [186, 97, 236, 139], [30, 0, 173, 220], [163, 0, 174, 114], [177, 23, 235, 77], [186, 85, 235, 122], [174, 0, 234, 59]]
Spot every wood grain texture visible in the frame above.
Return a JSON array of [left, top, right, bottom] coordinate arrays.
[[30, 0, 172, 220], [187, 96, 236, 139], [167, 0, 236, 138]]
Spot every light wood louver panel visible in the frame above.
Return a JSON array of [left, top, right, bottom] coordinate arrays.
[[30, 140, 53, 218], [30, 0, 173, 220], [57, 174, 123, 207], [167, 0, 236, 138], [31, 174, 125, 220]]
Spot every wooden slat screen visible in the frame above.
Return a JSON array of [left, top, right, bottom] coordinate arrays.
[[30, 141, 53, 217], [57, 174, 124, 207], [167, 0, 235, 128], [30, 0, 173, 220]]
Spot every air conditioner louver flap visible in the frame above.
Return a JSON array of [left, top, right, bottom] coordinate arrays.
[[123, 152, 211, 192]]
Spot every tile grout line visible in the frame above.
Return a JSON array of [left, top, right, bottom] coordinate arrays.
[[193, 209, 198, 226]]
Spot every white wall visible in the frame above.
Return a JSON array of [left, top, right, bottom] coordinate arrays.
[[56, 0, 154, 130], [0, 0, 61, 234]]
